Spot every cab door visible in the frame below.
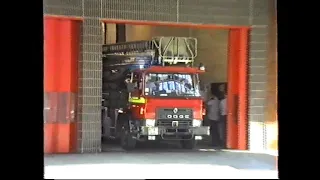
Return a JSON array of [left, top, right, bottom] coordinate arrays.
[[129, 72, 145, 119]]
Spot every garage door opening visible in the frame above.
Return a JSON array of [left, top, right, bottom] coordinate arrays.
[[100, 20, 249, 151]]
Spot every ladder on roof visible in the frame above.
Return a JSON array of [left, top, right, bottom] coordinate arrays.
[[102, 36, 198, 66]]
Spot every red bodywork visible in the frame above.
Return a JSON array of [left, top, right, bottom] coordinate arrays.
[[131, 97, 204, 120], [144, 98, 203, 119], [131, 66, 205, 120]]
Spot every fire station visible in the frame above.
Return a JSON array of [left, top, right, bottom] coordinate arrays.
[[44, 0, 278, 153]]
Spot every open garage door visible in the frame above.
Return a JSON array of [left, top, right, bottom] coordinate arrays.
[[227, 29, 249, 150], [44, 17, 82, 153]]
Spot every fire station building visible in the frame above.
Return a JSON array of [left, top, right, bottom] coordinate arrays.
[[44, 0, 278, 153]]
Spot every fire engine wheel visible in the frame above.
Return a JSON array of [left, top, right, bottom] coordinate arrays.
[[120, 125, 137, 150], [180, 138, 197, 149]]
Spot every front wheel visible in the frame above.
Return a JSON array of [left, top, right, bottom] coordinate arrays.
[[181, 138, 197, 149], [120, 125, 137, 150]]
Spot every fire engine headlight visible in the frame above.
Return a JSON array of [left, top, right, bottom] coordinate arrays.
[[145, 119, 155, 127], [192, 119, 202, 127]]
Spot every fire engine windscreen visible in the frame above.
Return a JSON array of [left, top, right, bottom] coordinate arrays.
[[145, 73, 201, 97]]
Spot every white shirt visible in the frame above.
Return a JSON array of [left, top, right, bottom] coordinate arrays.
[[206, 97, 220, 121], [220, 98, 227, 116]]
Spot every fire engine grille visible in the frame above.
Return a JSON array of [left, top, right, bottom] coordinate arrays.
[[157, 108, 193, 119], [156, 108, 193, 127], [156, 119, 192, 127]]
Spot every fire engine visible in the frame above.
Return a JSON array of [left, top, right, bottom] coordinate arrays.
[[101, 36, 210, 150]]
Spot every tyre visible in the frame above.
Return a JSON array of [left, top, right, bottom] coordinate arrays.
[[120, 124, 137, 150], [181, 138, 197, 149]]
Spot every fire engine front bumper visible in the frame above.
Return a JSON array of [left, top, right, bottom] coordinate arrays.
[[139, 126, 210, 136]]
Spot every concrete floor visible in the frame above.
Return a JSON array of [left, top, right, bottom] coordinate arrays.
[[44, 142, 278, 179]]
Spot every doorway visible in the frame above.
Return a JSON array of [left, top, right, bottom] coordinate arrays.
[[101, 19, 250, 150]]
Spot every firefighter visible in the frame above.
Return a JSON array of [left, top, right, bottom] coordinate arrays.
[[145, 75, 157, 94], [125, 77, 146, 104], [217, 83, 226, 100], [206, 94, 221, 147]]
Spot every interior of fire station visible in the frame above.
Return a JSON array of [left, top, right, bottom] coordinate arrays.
[[101, 22, 249, 150]]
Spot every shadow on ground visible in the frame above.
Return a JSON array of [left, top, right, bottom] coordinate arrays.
[[44, 141, 277, 171]]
